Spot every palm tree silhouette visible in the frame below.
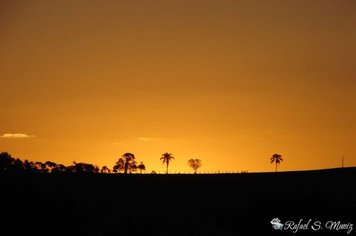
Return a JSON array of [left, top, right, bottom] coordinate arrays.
[[160, 153, 174, 174], [270, 153, 283, 172]]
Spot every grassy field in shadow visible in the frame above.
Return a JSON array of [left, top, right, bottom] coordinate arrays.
[[1, 167, 355, 235]]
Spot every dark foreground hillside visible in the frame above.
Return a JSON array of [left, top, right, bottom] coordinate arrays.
[[1, 168, 356, 235]]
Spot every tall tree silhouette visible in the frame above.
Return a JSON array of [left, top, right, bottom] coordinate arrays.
[[270, 153, 283, 172], [160, 153, 174, 174], [114, 153, 137, 174], [188, 159, 202, 174], [113, 158, 125, 173], [123, 153, 136, 174], [137, 162, 146, 173]]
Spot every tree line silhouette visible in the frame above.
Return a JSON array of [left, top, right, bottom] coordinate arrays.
[[1, 151, 283, 174], [0, 151, 206, 174], [0, 152, 146, 174]]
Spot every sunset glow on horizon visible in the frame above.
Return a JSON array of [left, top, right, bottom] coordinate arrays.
[[1, 0, 355, 173]]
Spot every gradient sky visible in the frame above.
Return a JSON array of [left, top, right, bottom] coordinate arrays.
[[1, 0, 355, 173]]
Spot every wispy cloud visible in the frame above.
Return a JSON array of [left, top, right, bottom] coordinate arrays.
[[1, 133, 36, 138], [137, 137, 162, 142]]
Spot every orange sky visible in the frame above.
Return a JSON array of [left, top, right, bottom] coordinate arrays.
[[1, 0, 355, 173]]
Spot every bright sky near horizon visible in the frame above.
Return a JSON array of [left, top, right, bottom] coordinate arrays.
[[1, 0, 355, 173]]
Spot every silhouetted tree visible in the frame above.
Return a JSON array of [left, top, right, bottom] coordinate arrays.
[[52, 164, 67, 173], [188, 159, 202, 174], [66, 165, 76, 173], [100, 166, 111, 173], [160, 152, 174, 174], [113, 158, 125, 173], [123, 153, 136, 174], [129, 162, 137, 173], [35, 161, 48, 173], [270, 153, 283, 172], [0, 152, 14, 172], [12, 158, 25, 172], [114, 153, 137, 174], [71, 162, 97, 173], [23, 160, 35, 171], [137, 162, 146, 173], [45, 161, 57, 172]]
